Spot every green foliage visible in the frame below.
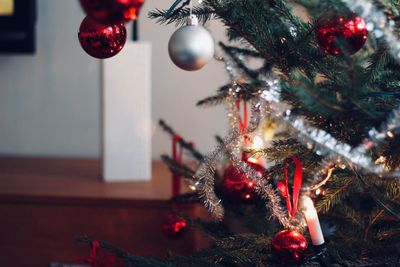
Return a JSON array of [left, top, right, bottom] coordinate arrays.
[[79, 1, 400, 266]]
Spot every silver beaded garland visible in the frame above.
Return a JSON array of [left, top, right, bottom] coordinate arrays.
[[168, 15, 215, 71]]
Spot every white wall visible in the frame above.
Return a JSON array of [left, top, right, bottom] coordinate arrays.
[[0, 0, 228, 159]]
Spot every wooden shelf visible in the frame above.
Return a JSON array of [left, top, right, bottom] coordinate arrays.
[[0, 157, 209, 267], [0, 156, 184, 202]]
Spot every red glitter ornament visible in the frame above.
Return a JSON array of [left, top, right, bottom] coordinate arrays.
[[222, 153, 265, 204], [316, 13, 368, 56], [78, 16, 127, 59], [271, 229, 308, 262], [161, 213, 187, 238], [80, 0, 145, 24]]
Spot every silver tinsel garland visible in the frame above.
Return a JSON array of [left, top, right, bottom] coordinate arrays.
[[260, 74, 400, 181], [193, 0, 400, 230], [195, 90, 305, 229]]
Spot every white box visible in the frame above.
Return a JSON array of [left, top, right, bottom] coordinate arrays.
[[102, 41, 152, 182]]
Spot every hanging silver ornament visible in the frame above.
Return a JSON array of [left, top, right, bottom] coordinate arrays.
[[168, 15, 215, 71]]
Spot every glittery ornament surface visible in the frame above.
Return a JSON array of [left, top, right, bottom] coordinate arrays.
[[80, 0, 145, 24], [316, 14, 368, 56], [271, 229, 308, 262], [342, 0, 400, 63], [222, 157, 265, 204], [78, 17, 126, 59], [161, 213, 187, 238]]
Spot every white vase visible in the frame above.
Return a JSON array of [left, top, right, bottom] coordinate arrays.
[[101, 41, 152, 182]]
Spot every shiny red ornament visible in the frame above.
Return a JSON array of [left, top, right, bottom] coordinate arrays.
[[78, 16, 127, 59], [161, 213, 187, 238], [316, 14, 368, 56], [222, 154, 265, 204], [80, 0, 145, 24], [271, 229, 308, 262]]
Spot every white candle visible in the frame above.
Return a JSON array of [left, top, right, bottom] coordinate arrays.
[[302, 196, 325, 246], [247, 135, 266, 167]]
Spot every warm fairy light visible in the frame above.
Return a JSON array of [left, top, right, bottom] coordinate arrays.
[[315, 188, 321, 195], [247, 157, 258, 164], [245, 194, 251, 199], [387, 131, 394, 138], [189, 185, 197, 191], [247, 135, 266, 165], [375, 156, 386, 164], [252, 135, 264, 150]]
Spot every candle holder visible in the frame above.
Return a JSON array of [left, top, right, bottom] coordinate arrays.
[[304, 241, 331, 267]]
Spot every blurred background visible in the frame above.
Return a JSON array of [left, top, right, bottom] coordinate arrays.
[[0, 0, 228, 159]]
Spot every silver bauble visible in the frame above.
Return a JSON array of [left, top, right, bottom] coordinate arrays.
[[168, 16, 214, 71]]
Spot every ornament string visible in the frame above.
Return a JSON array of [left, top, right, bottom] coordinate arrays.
[[172, 134, 184, 197], [278, 157, 303, 219], [236, 99, 248, 134]]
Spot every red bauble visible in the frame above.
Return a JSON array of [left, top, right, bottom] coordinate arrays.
[[271, 229, 308, 262], [161, 213, 187, 238], [78, 17, 127, 59], [316, 14, 368, 56], [80, 0, 145, 24], [222, 156, 265, 204]]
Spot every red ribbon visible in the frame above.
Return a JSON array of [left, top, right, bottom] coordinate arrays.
[[172, 134, 184, 197], [81, 240, 100, 265], [277, 157, 303, 219], [236, 99, 248, 134]]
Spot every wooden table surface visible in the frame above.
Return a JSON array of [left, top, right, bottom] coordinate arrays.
[[0, 157, 209, 267], [0, 156, 187, 202]]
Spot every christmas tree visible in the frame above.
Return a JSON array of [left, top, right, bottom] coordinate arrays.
[[79, 0, 400, 266]]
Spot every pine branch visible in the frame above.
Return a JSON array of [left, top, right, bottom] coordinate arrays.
[[219, 42, 261, 79], [196, 93, 228, 107], [76, 236, 172, 267], [161, 154, 196, 181], [364, 208, 387, 241], [169, 192, 201, 204], [148, 6, 215, 26], [218, 45, 261, 58], [316, 173, 355, 213], [159, 120, 204, 162]]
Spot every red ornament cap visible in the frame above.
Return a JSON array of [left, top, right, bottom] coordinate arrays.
[[316, 14, 368, 56], [80, 0, 145, 24], [78, 16, 127, 59], [271, 229, 308, 262]]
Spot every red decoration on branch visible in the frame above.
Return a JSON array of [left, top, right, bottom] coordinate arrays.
[[80, 0, 145, 24], [277, 156, 303, 219], [271, 229, 308, 262], [272, 157, 308, 262], [78, 17, 127, 59], [236, 99, 248, 134], [161, 133, 190, 238], [222, 152, 265, 204], [316, 13, 368, 56], [78, 240, 124, 267], [161, 213, 187, 238]]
